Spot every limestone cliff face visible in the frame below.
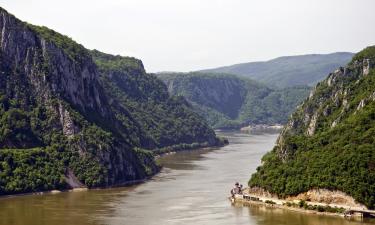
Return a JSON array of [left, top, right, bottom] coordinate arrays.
[[0, 10, 107, 116]]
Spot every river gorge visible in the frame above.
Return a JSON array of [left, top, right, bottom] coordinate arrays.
[[0, 131, 373, 225]]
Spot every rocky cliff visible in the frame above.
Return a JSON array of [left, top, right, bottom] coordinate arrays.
[[92, 51, 220, 148], [249, 46, 375, 209], [0, 7, 220, 195]]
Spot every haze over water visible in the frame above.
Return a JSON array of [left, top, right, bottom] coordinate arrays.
[[0, 131, 373, 225]]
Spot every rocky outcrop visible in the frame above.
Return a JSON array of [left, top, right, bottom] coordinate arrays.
[[306, 112, 318, 136], [287, 189, 366, 208], [58, 102, 78, 138], [363, 59, 371, 76], [247, 187, 367, 209], [247, 187, 279, 199], [65, 169, 85, 188]]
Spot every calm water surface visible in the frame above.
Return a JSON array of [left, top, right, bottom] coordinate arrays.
[[0, 131, 373, 225]]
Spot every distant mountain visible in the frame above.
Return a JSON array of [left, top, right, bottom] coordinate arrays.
[[249, 46, 375, 209], [157, 72, 310, 129], [200, 53, 354, 88]]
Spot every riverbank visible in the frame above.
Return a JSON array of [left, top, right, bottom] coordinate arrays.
[[231, 188, 375, 219], [153, 136, 229, 157], [0, 138, 229, 199], [240, 124, 283, 132], [232, 195, 348, 217], [232, 196, 345, 218], [0, 187, 89, 200], [214, 124, 284, 132], [0, 175, 159, 200]]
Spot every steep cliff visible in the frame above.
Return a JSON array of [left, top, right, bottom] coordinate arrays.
[[249, 46, 375, 209], [91, 51, 219, 148], [158, 72, 310, 129], [0, 7, 219, 195]]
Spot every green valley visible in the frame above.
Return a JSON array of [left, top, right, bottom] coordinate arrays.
[[158, 72, 310, 129]]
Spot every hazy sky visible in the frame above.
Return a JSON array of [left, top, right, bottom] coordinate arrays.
[[0, 0, 374, 72]]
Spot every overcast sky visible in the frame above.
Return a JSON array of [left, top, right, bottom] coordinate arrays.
[[1, 0, 374, 72]]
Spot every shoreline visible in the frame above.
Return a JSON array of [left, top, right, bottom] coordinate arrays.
[[232, 196, 345, 218], [0, 175, 156, 200], [231, 192, 375, 219], [0, 187, 89, 200], [214, 124, 284, 132], [153, 138, 229, 157], [0, 141, 229, 200], [154, 146, 218, 158]]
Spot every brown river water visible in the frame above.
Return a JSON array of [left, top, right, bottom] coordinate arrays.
[[0, 131, 373, 225]]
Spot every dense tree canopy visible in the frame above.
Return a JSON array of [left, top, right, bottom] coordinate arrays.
[[249, 46, 375, 209]]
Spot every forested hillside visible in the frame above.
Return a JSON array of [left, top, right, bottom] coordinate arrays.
[[0, 7, 222, 195], [249, 46, 375, 209], [92, 50, 219, 148]]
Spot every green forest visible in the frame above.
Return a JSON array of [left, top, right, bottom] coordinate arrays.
[[249, 46, 375, 209], [92, 50, 223, 148]]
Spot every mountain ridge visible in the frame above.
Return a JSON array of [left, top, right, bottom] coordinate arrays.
[[199, 52, 354, 88]]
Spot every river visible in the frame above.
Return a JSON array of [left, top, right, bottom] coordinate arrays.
[[0, 131, 373, 225]]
